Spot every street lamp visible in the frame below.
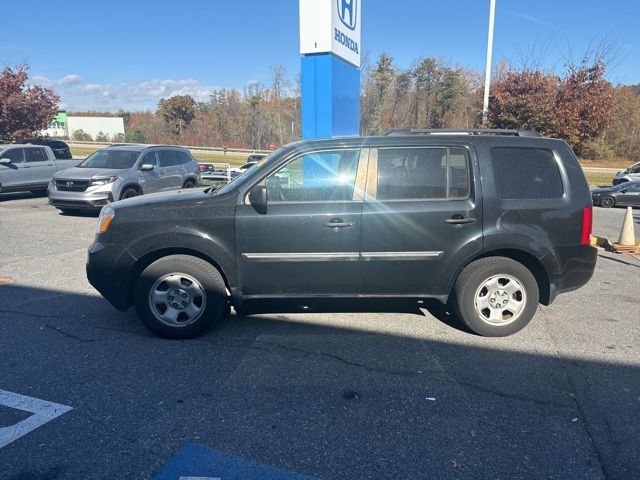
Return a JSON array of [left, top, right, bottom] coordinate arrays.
[[482, 0, 496, 124]]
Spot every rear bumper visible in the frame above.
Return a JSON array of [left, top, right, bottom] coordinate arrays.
[[86, 241, 137, 311], [551, 245, 598, 295]]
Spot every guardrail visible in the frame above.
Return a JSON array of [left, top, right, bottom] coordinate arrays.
[[66, 141, 272, 158]]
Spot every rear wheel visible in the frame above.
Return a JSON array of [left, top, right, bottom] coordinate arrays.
[[453, 257, 539, 337], [134, 254, 228, 338], [120, 187, 139, 200], [600, 196, 615, 208], [183, 179, 196, 189]]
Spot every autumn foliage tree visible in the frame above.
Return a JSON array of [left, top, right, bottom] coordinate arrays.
[[157, 95, 197, 137], [488, 60, 613, 155], [0, 66, 59, 142]]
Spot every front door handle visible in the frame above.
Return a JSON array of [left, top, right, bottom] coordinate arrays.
[[324, 218, 356, 229], [444, 216, 477, 225]]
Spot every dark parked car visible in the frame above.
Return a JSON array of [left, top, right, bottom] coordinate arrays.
[[247, 154, 266, 162], [592, 181, 640, 208], [87, 129, 596, 339], [20, 138, 72, 159]]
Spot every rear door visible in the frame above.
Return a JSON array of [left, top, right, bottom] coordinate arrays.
[[236, 148, 366, 296], [25, 147, 56, 186], [158, 149, 185, 190], [0, 148, 27, 190], [359, 145, 483, 297]]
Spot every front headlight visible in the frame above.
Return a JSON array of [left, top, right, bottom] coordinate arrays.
[[97, 205, 115, 234], [90, 176, 118, 187]]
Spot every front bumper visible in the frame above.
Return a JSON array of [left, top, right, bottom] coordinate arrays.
[[86, 241, 137, 311], [48, 184, 116, 209]]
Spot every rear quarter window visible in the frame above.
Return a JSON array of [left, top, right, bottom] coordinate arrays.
[[491, 147, 564, 199]]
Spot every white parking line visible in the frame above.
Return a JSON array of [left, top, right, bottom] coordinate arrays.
[[0, 389, 72, 449]]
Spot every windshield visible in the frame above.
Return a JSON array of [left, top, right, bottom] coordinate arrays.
[[214, 148, 286, 194], [79, 150, 140, 169]]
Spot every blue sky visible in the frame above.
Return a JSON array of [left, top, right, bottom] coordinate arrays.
[[2, 0, 638, 111]]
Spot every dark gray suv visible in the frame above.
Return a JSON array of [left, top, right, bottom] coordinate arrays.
[[87, 130, 597, 338]]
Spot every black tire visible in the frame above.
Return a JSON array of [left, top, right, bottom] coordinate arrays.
[[183, 179, 196, 189], [134, 254, 228, 338], [600, 196, 615, 208], [452, 257, 539, 337], [120, 187, 139, 200]]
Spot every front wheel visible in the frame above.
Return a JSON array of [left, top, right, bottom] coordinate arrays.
[[120, 187, 139, 200], [453, 257, 539, 337], [134, 255, 228, 338], [600, 196, 615, 208]]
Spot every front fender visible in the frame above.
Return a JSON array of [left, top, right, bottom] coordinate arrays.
[[125, 227, 238, 288]]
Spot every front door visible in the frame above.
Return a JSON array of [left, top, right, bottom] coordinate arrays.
[[359, 145, 483, 297], [236, 148, 366, 296], [158, 150, 185, 190], [617, 183, 640, 206], [0, 148, 27, 190], [137, 151, 166, 194]]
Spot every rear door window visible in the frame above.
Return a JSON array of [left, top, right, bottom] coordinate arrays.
[[177, 151, 193, 165], [158, 150, 181, 167], [491, 147, 563, 199], [376, 147, 470, 200], [25, 147, 48, 163]]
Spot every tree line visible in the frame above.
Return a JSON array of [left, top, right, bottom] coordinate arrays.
[[1, 58, 639, 163]]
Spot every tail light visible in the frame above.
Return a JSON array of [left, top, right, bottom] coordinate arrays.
[[581, 205, 593, 245]]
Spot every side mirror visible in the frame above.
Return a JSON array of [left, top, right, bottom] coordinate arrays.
[[621, 189, 627, 194], [139, 163, 154, 171], [248, 184, 267, 214], [0, 158, 12, 165]]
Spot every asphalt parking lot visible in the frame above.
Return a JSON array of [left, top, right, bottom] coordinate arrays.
[[1, 192, 639, 480]]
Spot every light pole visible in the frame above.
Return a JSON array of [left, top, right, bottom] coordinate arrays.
[[482, 0, 496, 124]]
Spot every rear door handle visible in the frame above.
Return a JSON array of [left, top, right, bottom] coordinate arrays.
[[324, 219, 356, 229], [444, 216, 477, 225]]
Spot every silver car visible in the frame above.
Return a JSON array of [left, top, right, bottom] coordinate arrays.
[[612, 160, 640, 185], [48, 145, 201, 212]]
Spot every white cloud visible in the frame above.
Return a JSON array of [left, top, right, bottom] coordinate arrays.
[[32, 74, 219, 111], [59, 74, 83, 85]]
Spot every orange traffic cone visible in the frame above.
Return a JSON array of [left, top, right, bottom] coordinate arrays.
[[613, 207, 639, 254]]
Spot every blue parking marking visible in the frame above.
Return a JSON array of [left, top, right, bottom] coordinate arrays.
[[151, 443, 317, 480]]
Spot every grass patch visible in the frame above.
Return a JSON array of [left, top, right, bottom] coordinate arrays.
[[584, 171, 615, 187], [191, 152, 246, 165]]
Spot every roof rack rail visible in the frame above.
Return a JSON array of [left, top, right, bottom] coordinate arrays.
[[383, 128, 540, 137]]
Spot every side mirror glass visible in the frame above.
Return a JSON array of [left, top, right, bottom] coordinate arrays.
[[248, 184, 267, 214], [139, 163, 154, 171], [0, 158, 12, 165]]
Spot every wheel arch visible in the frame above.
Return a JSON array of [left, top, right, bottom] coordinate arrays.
[[119, 183, 143, 199], [130, 247, 232, 302], [448, 248, 553, 305]]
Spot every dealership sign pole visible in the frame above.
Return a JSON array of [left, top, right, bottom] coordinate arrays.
[[482, 0, 496, 124], [299, 0, 362, 139]]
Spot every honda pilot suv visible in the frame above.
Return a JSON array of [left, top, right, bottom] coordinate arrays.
[[48, 144, 200, 212], [87, 130, 597, 338]]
